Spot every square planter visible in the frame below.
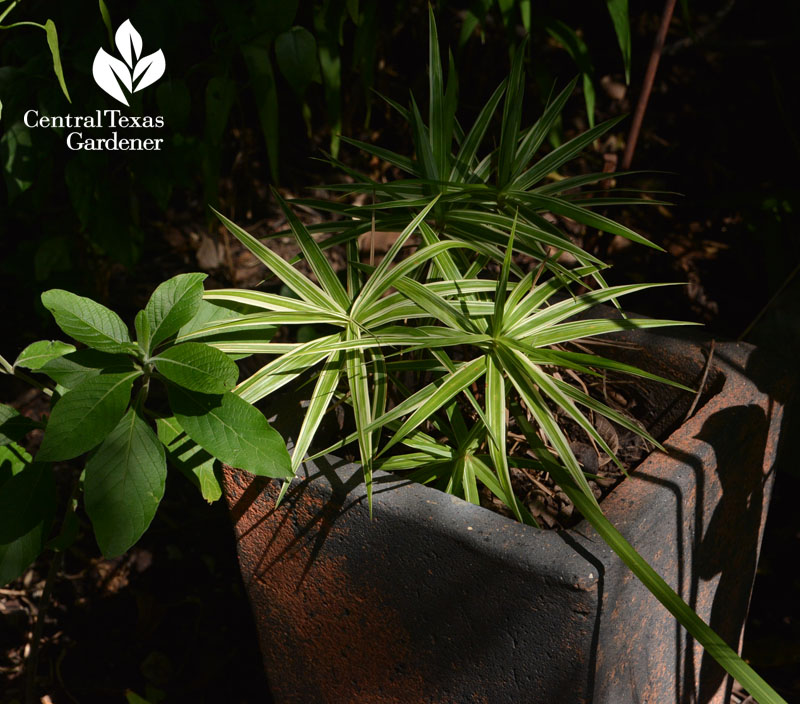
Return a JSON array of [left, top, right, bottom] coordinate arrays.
[[222, 328, 790, 704]]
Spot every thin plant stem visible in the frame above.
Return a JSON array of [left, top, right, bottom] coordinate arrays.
[[0, 354, 13, 374], [621, 0, 678, 170], [684, 339, 715, 421], [23, 474, 81, 704], [739, 261, 800, 341], [24, 550, 62, 704], [1, 355, 54, 396], [0, 0, 20, 24]]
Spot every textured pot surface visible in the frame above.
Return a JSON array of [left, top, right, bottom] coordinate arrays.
[[223, 330, 790, 704]]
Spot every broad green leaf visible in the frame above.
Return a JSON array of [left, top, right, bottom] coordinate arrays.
[[154, 343, 239, 394], [41, 290, 135, 354], [156, 417, 222, 503], [37, 371, 140, 461], [204, 76, 235, 145], [85, 409, 166, 557], [0, 461, 55, 543], [0, 406, 37, 446], [14, 340, 76, 370], [39, 349, 134, 390], [179, 298, 254, 335], [0, 444, 32, 478], [275, 26, 318, 96], [242, 42, 280, 180], [0, 121, 34, 196], [168, 386, 292, 478], [253, 0, 299, 38], [314, 11, 342, 156], [0, 521, 49, 586], [0, 451, 54, 586], [134, 310, 151, 354], [144, 273, 208, 352], [46, 508, 79, 552]]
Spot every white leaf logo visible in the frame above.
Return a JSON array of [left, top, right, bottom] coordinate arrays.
[[92, 20, 165, 106]]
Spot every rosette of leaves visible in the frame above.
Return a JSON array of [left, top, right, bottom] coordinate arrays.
[[195, 196, 691, 517], [0, 273, 291, 580]]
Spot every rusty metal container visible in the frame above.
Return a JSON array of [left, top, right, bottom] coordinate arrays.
[[223, 329, 790, 704]]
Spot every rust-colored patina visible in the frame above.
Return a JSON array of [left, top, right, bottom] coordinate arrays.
[[223, 328, 791, 704]]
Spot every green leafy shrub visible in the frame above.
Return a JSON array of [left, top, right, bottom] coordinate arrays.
[[0, 272, 291, 582]]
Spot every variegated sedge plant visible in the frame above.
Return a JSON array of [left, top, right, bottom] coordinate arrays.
[[171, 11, 785, 703], [191, 198, 783, 704]]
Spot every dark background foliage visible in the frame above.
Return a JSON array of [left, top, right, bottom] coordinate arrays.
[[1, 0, 798, 701]]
